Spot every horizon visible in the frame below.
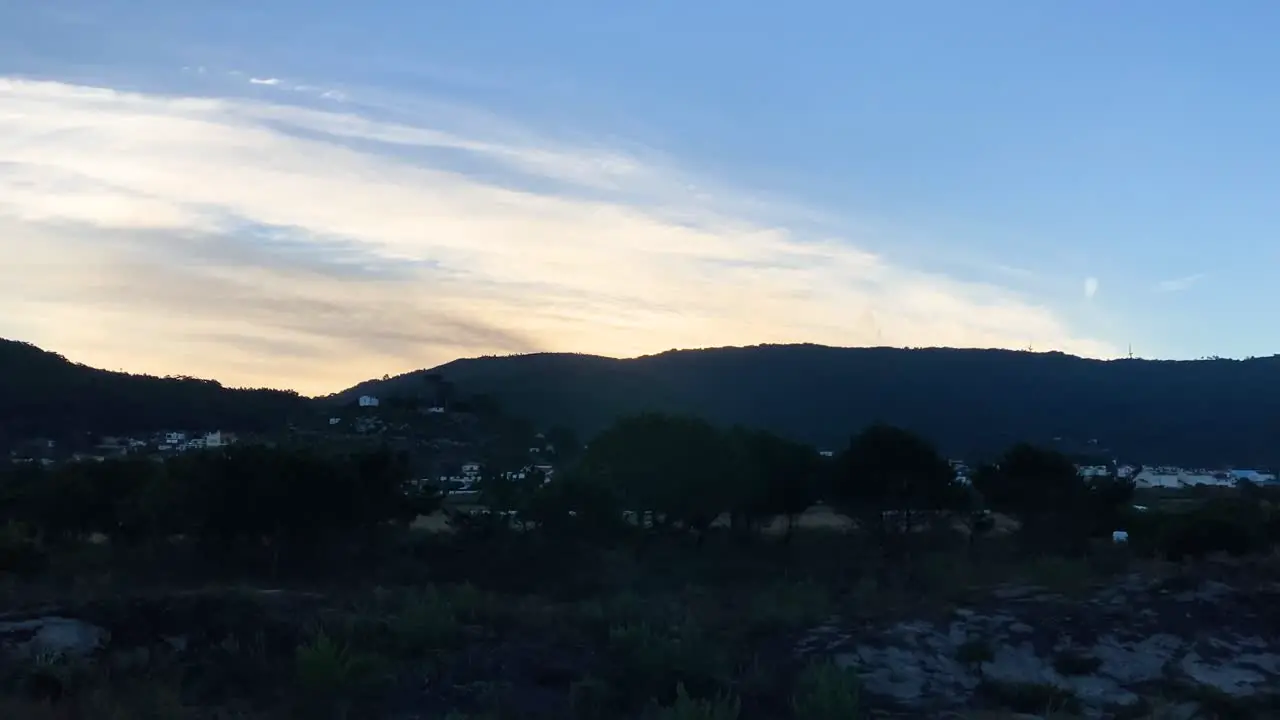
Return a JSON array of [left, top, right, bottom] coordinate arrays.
[[4, 3, 1279, 395], [10, 335, 1276, 398]]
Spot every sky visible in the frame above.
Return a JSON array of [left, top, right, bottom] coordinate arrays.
[[2, 1, 1278, 395]]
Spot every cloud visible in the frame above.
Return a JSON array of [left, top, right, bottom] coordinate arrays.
[[1084, 276, 1099, 299], [1155, 273, 1204, 293], [248, 77, 281, 86], [0, 77, 1117, 394]]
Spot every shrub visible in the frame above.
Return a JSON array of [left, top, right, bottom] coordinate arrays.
[[1157, 503, 1268, 561], [791, 659, 862, 719]]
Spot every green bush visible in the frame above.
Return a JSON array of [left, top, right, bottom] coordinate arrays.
[[791, 659, 862, 719]]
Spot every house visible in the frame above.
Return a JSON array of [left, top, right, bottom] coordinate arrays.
[[461, 462, 482, 479], [329, 417, 342, 425], [819, 450, 835, 458], [358, 395, 380, 408], [426, 406, 445, 414], [164, 431, 186, 445], [204, 431, 235, 447], [1229, 469, 1277, 484]]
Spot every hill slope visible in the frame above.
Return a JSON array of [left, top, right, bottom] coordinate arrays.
[[334, 345, 1280, 467], [0, 339, 308, 442]]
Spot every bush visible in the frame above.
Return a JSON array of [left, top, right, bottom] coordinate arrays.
[[1134, 501, 1271, 561], [0, 521, 47, 578]]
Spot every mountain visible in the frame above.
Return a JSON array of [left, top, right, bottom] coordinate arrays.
[[334, 345, 1280, 468], [0, 339, 308, 444]]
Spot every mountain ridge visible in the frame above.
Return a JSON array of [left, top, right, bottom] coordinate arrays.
[[331, 344, 1280, 467], [0, 338, 308, 443], [7, 337, 1280, 468]]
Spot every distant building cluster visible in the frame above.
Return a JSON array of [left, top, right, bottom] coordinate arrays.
[[8, 430, 240, 466]]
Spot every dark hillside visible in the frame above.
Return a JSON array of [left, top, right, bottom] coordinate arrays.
[[335, 345, 1280, 467], [0, 339, 307, 441]]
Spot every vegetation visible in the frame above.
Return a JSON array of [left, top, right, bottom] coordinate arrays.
[[334, 344, 1280, 467], [2, 338, 1279, 718], [0, 339, 305, 446], [1, 405, 1276, 718]]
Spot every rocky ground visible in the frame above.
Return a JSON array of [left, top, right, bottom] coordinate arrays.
[[798, 560, 1280, 718], [0, 558, 1276, 718]]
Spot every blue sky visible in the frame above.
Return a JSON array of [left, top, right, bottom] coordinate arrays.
[[2, 1, 1277, 392]]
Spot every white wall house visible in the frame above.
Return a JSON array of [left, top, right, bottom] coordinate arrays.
[[164, 431, 186, 445], [1230, 469, 1278, 484], [358, 395, 380, 407], [204, 431, 230, 447], [1133, 467, 1238, 488]]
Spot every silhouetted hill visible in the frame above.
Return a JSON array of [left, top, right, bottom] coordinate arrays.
[[0, 339, 307, 443], [334, 345, 1280, 468]]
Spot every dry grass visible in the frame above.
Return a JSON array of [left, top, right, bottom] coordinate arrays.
[[410, 504, 1022, 536]]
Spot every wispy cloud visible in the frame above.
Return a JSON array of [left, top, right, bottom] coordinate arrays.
[[1084, 276, 1099, 300], [0, 77, 1116, 394], [248, 77, 280, 86], [1155, 273, 1205, 293]]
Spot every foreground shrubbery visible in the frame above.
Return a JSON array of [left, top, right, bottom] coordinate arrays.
[[0, 444, 441, 578], [0, 414, 1277, 718]]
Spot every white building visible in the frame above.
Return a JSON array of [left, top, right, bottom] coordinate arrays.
[[1133, 467, 1237, 489], [358, 395, 380, 407], [1230, 469, 1278, 484], [164, 431, 186, 445], [204, 431, 234, 447]]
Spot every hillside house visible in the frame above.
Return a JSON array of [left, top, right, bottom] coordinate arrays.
[[358, 395, 380, 408], [426, 406, 445, 414], [1230, 468, 1278, 484], [204, 431, 235, 447]]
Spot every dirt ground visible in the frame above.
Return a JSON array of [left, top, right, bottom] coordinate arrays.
[[412, 504, 1022, 535]]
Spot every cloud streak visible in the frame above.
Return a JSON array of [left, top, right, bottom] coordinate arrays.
[[1155, 273, 1205, 293], [0, 77, 1116, 394]]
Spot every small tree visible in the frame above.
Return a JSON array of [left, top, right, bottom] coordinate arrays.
[[831, 424, 965, 556], [731, 428, 820, 543], [972, 443, 1095, 554], [581, 413, 741, 543]]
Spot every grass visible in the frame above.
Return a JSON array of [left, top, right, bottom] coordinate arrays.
[[0, 522, 1272, 719]]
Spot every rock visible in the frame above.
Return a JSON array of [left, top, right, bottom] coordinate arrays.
[[796, 571, 1280, 717], [0, 616, 108, 660]]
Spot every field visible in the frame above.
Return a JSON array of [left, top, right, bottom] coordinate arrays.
[[416, 501, 1025, 535]]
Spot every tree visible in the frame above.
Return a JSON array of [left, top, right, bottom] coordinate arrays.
[[580, 413, 742, 542], [522, 470, 624, 544], [830, 424, 965, 547], [545, 425, 583, 466], [731, 428, 820, 542], [972, 443, 1095, 553]]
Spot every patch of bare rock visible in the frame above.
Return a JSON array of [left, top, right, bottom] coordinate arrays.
[[797, 567, 1280, 718]]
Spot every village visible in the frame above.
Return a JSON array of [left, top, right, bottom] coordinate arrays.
[[7, 393, 1277, 499]]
